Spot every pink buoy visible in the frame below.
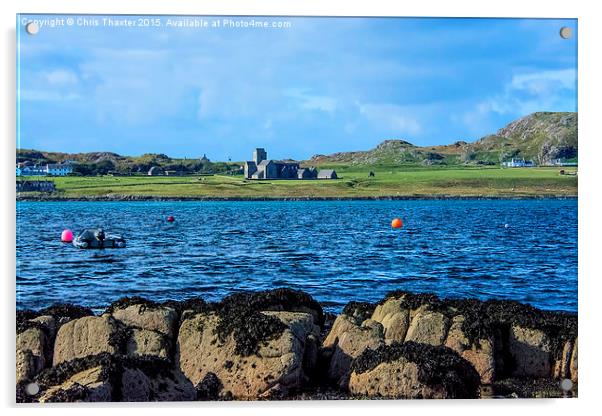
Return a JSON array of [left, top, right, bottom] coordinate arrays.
[[61, 229, 73, 243], [167, 215, 175, 223]]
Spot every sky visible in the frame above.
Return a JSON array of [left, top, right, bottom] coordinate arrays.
[[17, 15, 577, 161]]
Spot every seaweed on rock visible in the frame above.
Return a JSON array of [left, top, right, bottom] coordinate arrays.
[[491, 377, 575, 398], [342, 301, 375, 324], [23, 352, 177, 402], [107, 319, 133, 355], [104, 296, 162, 315], [213, 294, 288, 357], [379, 290, 577, 359], [209, 288, 324, 357], [34, 353, 115, 391], [16, 304, 93, 335], [379, 290, 440, 310], [38, 304, 94, 321], [351, 341, 481, 399], [195, 372, 223, 400], [41, 383, 91, 403], [227, 288, 325, 326], [16, 315, 48, 336], [164, 297, 210, 322]]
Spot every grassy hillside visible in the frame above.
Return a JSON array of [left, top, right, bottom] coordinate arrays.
[[16, 112, 578, 198], [16, 149, 241, 176], [310, 112, 577, 167], [18, 166, 577, 199], [17, 112, 577, 173], [473, 112, 577, 164]]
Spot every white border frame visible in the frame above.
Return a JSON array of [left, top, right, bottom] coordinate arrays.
[[2, 1, 601, 415]]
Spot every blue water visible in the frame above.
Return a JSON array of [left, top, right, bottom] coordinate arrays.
[[16, 200, 578, 312]]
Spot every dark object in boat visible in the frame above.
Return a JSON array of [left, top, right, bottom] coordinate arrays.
[[73, 228, 126, 249]]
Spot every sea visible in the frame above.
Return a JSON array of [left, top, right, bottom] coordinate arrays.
[[16, 199, 578, 313]]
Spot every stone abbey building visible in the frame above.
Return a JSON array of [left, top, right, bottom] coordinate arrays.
[[244, 148, 337, 180]]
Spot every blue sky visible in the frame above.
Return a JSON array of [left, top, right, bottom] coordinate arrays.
[[17, 15, 577, 161]]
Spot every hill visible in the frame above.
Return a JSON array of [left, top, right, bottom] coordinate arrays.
[[472, 112, 577, 164], [16, 112, 577, 173], [309, 112, 577, 167], [15, 149, 241, 176]]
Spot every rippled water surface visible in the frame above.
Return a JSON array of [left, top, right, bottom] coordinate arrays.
[[16, 200, 577, 312]]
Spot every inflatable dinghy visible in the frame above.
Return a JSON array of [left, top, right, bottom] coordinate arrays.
[[73, 228, 126, 249]]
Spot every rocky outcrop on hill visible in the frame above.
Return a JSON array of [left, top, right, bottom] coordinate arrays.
[[16, 288, 577, 402], [475, 112, 577, 163], [309, 112, 577, 166]]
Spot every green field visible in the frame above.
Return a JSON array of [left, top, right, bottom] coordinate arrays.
[[17, 166, 578, 199]]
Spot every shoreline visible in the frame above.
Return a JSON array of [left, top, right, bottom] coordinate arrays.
[[16, 194, 579, 202], [17, 288, 578, 402]]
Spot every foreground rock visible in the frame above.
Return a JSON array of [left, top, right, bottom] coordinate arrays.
[[177, 290, 323, 399], [16, 288, 577, 401], [348, 341, 481, 399], [53, 315, 119, 365], [488, 378, 577, 398], [16, 305, 93, 382], [108, 299, 178, 359], [444, 315, 495, 384], [322, 303, 384, 387], [16, 327, 48, 383], [18, 353, 195, 402], [326, 292, 578, 386]]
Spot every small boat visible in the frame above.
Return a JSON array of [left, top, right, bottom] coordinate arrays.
[[73, 228, 126, 249]]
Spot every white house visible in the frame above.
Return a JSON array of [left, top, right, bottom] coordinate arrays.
[[16, 162, 74, 176], [46, 163, 74, 176], [501, 158, 535, 168], [550, 159, 578, 167]]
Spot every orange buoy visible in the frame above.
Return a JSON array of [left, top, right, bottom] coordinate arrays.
[[391, 218, 403, 229]]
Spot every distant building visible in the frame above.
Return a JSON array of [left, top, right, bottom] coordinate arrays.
[[243, 148, 328, 180], [317, 169, 338, 179], [147, 166, 165, 176], [16, 162, 74, 176], [253, 148, 267, 164], [297, 167, 318, 179], [200, 154, 211, 164], [16, 180, 55, 192], [46, 163, 74, 176], [549, 159, 578, 167], [501, 158, 535, 168], [165, 170, 185, 176]]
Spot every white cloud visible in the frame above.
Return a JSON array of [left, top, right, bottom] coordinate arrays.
[[284, 89, 337, 113], [462, 68, 576, 130], [20, 90, 81, 101], [357, 102, 421, 136], [509, 69, 575, 96], [44, 69, 78, 85], [20, 68, 81, 102]]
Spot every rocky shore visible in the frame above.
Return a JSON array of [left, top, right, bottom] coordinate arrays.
[[16, 194, 578, 202], [16, 289, 577, 402]]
